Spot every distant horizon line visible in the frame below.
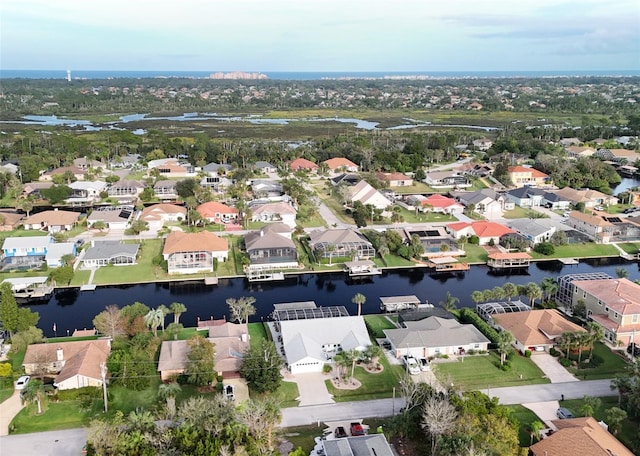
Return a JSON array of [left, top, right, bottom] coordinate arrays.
[[3, 68, 639, 73]]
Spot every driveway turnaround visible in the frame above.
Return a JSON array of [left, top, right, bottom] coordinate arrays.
[[530, 354, 577, 383]]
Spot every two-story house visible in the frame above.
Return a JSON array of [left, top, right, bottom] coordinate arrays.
[[243, 223, 299, 272], [507, 166, 551, 188], [153, 180, 179, 201]]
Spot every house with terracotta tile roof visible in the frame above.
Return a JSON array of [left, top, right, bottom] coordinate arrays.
[[507, 166, 551, 188], [23, 210, 81, 233], [0, 210, 25, 231], [162, 231, 228, 274], [157, 322, 249, 380], [196, 201, 240, 224], [530, 417, 633, 456], [140, 203, 187, 229], [569, 278, 640, 346], [446, 220, 515, 245], [250, 202, 297, 228], [323, 157, 359, 173], [419, 194, 464, 214], [376, 172, 413, 187], [288, 158, 319, 172], [23, 339, 111, 390], [492, 309, 585, 353]]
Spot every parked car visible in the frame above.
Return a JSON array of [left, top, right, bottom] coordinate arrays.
[[556, 407, 574, 419], [350, 422, 366, 436], [627, 343, 640, 357], [334, 426, 348, 438], [418, 358, 430, 371], [594, 205, 604, 211], [403, 355, 421, 375], [15, 375, 30, 390]]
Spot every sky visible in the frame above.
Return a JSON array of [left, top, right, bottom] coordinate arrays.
[[2, 0, 639, 72]]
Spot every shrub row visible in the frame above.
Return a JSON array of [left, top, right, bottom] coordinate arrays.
[[459, 308, 500, 344], [55, 386, 102, 401]]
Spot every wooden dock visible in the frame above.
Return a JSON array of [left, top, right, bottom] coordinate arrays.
[[80, 284, 97, 291], [204, 277, 219, 285], [344, 259, 381, 277], [247, 270, 285, 282], [425, 256, 470, 272], [558, 258, 579, 265], [487, 252, 532, 269]]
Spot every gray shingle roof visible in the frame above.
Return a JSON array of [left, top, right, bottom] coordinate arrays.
[[82, 241, 140, 261]]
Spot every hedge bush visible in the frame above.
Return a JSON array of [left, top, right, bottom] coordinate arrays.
[[524, 349, 532, 358], [459, 308, 500, 344], [55, 386, 102, 402]]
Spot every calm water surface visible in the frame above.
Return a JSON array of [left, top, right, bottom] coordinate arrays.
[[27, 258, 639, 338]]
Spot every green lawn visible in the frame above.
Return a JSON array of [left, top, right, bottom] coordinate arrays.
[[325, 356, 403, 402], [506, 404, 543, 447], [378, 254, 416, 268], [502, 206, 531, 219], [433, 352, 550, 391], [252, 380, 300, 408], [364, 315, 397, 339], [461, 244, 488, 264], [248, 322, 269, 342], [529, 243, 620, 260], [617, 242, 640, 254], [565, 342, 630, 380], [395, 206, 457, 224], [0, 377, 14, 404], [11, 401, 98, 433]]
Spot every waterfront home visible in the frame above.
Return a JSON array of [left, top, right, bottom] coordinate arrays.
[[196, 201, 240, 224], [0, 209, 25, 231], [401, 226, 463, 257], [87, 206, 134, 230], [595, 148, 640, 164], [507, 166, 551, 188], [383, 316, 490, 359], [568, 277, 640, 346], [243, 223, 298, 272], [250, 201, 297, 228], [530, 417, 634, 456], [288, 157, 319, 173], [139, 203, 186, 229], [21, 181, 53, 198], [446, 220, 515, 245], [23, 210, 81, 233], [323, 157, 359, 173], [67, 181, 107, 204], [271, 303, 370, 374], [23, 339, 111, 390], [1, 234, 76, 269], [157, 321, 249, 380], [345, 180, 392, 211], [153, 180, 179, 201], [376, 171, 413, 187], [504, 218, 556, 246], [162, 231, 228, 274], [424, 171, 470, 189], [492, 309, 585, 353], [553, 187, 618, 208], [107, 180, 145, 202], [81, 240, 140, 268], [564, 211, 615, 243], [308, 228, 376, 261]]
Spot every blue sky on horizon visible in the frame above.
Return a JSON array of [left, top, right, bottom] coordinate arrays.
[[2, 0, 639, 72]]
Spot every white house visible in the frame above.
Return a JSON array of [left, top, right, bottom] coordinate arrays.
[[250, 202, 297, 228], [346, 180, 392, 211]]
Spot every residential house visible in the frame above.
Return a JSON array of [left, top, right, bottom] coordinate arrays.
[[322, 434, 395, 456], [506, 187, 546, 208], [540, 190, 572, 210], [424, 171, 470, 189], [87, 206, 134, 230], [23, 210, 80, 233], [253, 160, 277, 174], [22, 181, 53, 198], [383, 316, 490, 359], [250, 179, 284, 199], [244, 223, 298, 271], [201, 174, 232, 193], [273, 303, 371, 374], [330, 173, 361, 187], [66, 181, 107, 204], [492, 309, 585, 353], [107, 180, 145, 202], [109, 154, 141, 169], [504, 219, 556, 246], [157, 321, 250, 380], [446, 221, 515, 245], [250, 202, 297, 228], [0, 210, 24, 231], [163, 231, 228, 274], [140, 204, 187, 229], [559, 137, 581, 147], [1, 235, 76, 269], [153, 180, 179, 201], [345, 180, 392, 211], [197, 201, 240, 224], [39, 166, 87, 182], [569, 278, 640, 346], [401, 226, 463, 257], [595, 148, 640, 164], [0, 161, 19, 175], [530, 417, 634, 456], [308, 228, 376, 261], [507, 166, 551, 188], [565, 146, 596, 158], [417, 194, 464, 214], [202, 162, 233, 176], [81, 241, 140, 268], [376, 172, 413, 187], [23, 339, 111, 390], [554, 187, 619, 208], [472, 138, 493, 151], [451, 189, 513, 219], [288, 158, 319, 173], [565, 211, 615, 243], [73, 157, 104, 170], [323, 157, 359, 173], [147, 158, 196, 178]]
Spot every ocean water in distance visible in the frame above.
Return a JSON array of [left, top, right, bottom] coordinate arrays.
[[1, 69, 639, 80]]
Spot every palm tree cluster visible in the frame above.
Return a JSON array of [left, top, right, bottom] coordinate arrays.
[[557, 322, 604, 363], [470, 281, 552, 308]]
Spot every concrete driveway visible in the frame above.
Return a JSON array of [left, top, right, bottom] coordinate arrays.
[[522, 401, 560, 430], [0, 390, 24, 436], [530, 353, 577, 383], [285, 372, 334, 407]]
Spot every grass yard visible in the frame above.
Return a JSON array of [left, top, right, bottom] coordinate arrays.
[[394, 206, 457, 224], [506, 404, 543, 447], [617, 242, 640, 254], [461, 244, 488, 264], [364, 315, 398, 338], [252, 380, 300, 408], [0, 377, 14, 404], [529, 243, 619, 260], [10, 400, 98, 433], [565, 342, 630, 380], [248, 322, 269, 342], [433, 352, 550, 391], [379, 254, 416, 268], [502, 206, 531, 219], [325, 355, 403, 402]]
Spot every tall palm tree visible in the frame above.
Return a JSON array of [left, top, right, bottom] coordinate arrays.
[[587, 322, 604, 361], [170, 302, 187, 325], [525, 282, 543, 308], [540, 277, 558, 304], [470, 290, 485, 305], [529, 420, 545, 445], [144, 308, 164, 337], [352, 293, 366, 316], [158, 382, 182, 417], [503, 282, 518, 301], [22, 379, 45, 415], [440, 292, 460, 312], [491, 286, 505, 302], [157, 304, 170, 332], [496, 331, 514, 366]]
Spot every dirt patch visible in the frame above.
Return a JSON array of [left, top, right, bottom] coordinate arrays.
[[196, 385, 216, 393], [330, 377, 362, 390]]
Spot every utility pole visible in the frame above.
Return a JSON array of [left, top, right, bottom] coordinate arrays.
[[100, 362, 108, 413]]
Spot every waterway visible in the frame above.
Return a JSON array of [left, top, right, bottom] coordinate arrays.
[[26, 258, 639, 338]]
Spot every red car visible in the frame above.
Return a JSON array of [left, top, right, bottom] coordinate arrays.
[[350, 422, 365, 436]]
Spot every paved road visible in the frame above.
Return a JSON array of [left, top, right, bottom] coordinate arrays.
[[481, 379, 615, 405], [0, 428, 87, 456]]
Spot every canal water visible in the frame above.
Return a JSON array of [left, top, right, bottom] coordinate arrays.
[[27, 258, 639, 338]]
